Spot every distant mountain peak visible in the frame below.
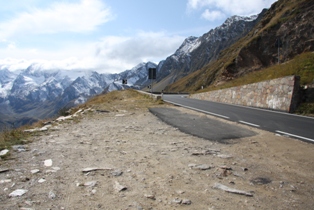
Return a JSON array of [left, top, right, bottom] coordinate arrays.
[[175, 36, 201, 56]]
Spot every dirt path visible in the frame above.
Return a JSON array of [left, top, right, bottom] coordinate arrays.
[[1, 104, 314, 210]]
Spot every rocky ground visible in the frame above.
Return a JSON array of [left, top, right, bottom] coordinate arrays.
[[0, 95, 314, 209]]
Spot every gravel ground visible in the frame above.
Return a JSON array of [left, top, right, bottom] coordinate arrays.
[[0, 102, 313, 210]]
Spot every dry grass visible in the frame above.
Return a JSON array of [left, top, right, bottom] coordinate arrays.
[[197, 52, 314, 93], [79, 89, 162, 112], [0, 89, 161, 152], [0, 127, 30, 151]]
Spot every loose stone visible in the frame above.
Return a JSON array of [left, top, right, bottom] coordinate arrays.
[[9, 189, 28, 197]]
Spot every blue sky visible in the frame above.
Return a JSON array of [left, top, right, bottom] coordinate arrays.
[[0, 0, 277, 73]]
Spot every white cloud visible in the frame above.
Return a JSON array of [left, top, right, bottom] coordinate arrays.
[[0, 32, 185, 73], [201, 9, 225, 21], [94, 32, 185, 71], [187, 0, 277, 20], [0, 0, 114, 39]]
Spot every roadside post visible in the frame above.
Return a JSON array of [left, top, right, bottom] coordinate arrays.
[[148, 68, 156, 95]]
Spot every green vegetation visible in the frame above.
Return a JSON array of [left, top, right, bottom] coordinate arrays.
[[296, 103, 314, 116], [198, 52, 314, 92], [0, 128, 30, 151]]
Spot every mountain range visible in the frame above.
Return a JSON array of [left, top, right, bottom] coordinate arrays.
[[1, 0, 313, 130], [0, 62, 156, 129]]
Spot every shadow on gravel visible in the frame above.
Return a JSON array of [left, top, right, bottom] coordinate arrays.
[[149, 107, 257, 144]]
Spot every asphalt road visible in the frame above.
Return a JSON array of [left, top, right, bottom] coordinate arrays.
[[149, 107, 256, 143], [162, 94, 314, 143]]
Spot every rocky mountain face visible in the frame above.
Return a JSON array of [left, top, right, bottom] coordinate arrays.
[[222, 0, 314, 79], [154, 13, 265, 90], [0, 62, 156, 130], [166, 0, 314, 92]]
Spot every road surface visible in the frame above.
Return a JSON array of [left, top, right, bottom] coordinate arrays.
[[162, 94, 314, 143]]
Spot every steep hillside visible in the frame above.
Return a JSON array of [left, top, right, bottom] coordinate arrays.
[[166, 0, 314, 92], [153, 13, 265, 91]]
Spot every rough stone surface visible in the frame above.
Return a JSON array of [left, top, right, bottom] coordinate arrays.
[[190, 76, 300, 112]]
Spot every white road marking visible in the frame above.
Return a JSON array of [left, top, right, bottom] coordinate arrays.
[[163, 100, 230, 119], [239, 121, 260, 127], [276, 130, 314, 143]]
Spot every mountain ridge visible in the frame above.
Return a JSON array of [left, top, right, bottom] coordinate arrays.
[[165, 0, 314, 92]]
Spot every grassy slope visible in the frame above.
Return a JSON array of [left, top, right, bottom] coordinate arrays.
[[198, 52, 314, 93], [165, 0, 312, 93], [0, 90, 162, 151]]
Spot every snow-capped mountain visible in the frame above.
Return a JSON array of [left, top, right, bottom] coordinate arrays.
[[0, 11, 266, 129], [0, 62, 156, 130], [0, 69, 17, 102], [155, 13, 265, 89]]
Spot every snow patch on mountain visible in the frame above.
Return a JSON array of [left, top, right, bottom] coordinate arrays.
[[176, 36, 200, 56]]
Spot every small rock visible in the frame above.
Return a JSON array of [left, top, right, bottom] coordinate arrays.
[[176, 190, 185, 194], [0, 168, 10, 173], [144, 194, 156, 200], [172, 198, 182, 204], [83, 181, 97, 187], [189, 164, 212, 170], [0, 179, 12, 184], [182, 199, 192, 205], [56, 115, 73, 122], [48, 190, 56, 199], [9, 189, 28, 197], [38, 178, 46, 183], [217, 154, 233, 159], [46, 167, 60, 173], [31, 169, 40, 174], [82, 167, 112, 173], [111, 170, 123, 177], [115, 114, 125, 117], [12, 145, 28, 152], [114, 181, 127, 192], [250, 177, 271, 185], [20, 176, 30, 182], [44, 159, 53, 167], [0, 149, 9, 157], [188, 163, 197, 168]]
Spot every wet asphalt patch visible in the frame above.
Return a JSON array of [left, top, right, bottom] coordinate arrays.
[[149, 107, 256, 143]]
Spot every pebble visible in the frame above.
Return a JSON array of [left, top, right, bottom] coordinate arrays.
[[0, 179, 12, 184], [144, 194, 156, 200], [12, 145, 28, 152], [48, 190, 56, 199], [31, 169, 40, 174], [0, 149, 9, 157], [172, 198, 182, 204], [111, 170, 123, 176], [84, 181, 97, 187], [188, 164, 212, 170], [114, 181, 127, 192], [182, 199, 192, 205], [44, 159, 53, 167], [9, 189, 28, 197], [38, 178, 46, 183]]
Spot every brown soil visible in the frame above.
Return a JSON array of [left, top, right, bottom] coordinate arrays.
[[1, 102, 313, 210]]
